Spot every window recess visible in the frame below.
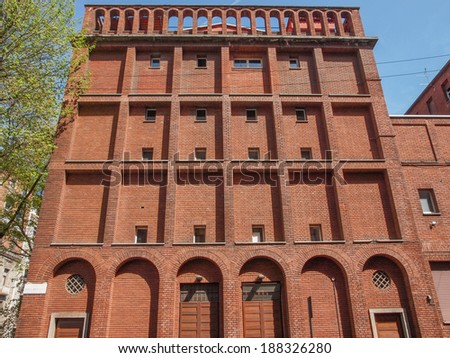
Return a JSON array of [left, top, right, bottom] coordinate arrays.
[[233, 59, 262, 68]]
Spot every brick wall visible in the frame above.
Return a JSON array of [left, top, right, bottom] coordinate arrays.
[[108, 259, 159, 337], [57, 174, 108, 244], [16, 5, 450, 339]]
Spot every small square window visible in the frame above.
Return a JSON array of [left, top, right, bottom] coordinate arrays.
[[289, 58, 300, 69], [150, 57, 160, 68], [196, 109, 207, 121], [419, 189, 438, 214], [142, 148, 153, 161], [145, 109, 156, 122], [195, 148, 207, 160], [252, 226, 264, 243], [193, 226, 206, 243], [246, 109, 257, 122], [197, 56, 207, 68], [248, 148, 260, 160], [296, 108, 307, 122], [135, 226, 148, 243], [301, 148, 312, 160], [310, 225, 322, 242]]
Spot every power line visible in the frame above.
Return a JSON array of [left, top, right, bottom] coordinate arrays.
[[381, 69, 440, 79], [377, 54, 450, 65]]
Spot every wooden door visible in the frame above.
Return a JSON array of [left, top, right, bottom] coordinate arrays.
[[179, 283, 219, 338], [242, 282, 283, 338], [55, 318, 85, 338], [374, 314, 405, 338]]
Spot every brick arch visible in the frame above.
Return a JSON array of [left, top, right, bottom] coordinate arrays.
[[109, 8, 121, 32], [124, 9, 135, 31], [34, 250, 104, 282], [44, 257, 97, 337], [94, 8, 106, 32], [211, 9, 223, 18], [240, 8, 252, 18], [355, 247, 421, 279], [226, 9, 238, 18], [339, 10, 354, 35], [283, 10, 296, 34], [174, 257, 224, 338], [196, 8, 209, 18], [326, 11, 340, 35], [182, 8, 194, 17], [312, 10, 326, 35], [299, 256, 354, 337], [108, 258, 160, 338], [293, 247, 356, 279], [232, 248, 293, 279], [360, 252, 418, 337], [298, 10, 310, 35], [107, 249, 164, 281], [176, 257, 223, 282], [162, 250, 230, 280]]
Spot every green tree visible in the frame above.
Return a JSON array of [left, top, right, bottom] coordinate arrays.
[[0, 0, 92, 256], [1, 0, 92, 337]]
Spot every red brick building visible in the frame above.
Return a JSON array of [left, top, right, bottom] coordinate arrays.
[[406, 60, 450, 115], [16, 5, 450, 338]]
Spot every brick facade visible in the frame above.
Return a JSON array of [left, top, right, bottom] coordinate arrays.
[[16, 5, 450, 338]]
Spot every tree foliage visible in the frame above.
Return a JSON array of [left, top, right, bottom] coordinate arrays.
[[0, 0, 92, 256]]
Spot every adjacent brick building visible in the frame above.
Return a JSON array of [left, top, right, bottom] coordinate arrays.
[[406, 60, 450, 115], [16, 5, 450, 338]]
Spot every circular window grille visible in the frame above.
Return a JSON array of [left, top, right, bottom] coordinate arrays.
[[65, 274, 85, 295], [372, 270, 391, 290]]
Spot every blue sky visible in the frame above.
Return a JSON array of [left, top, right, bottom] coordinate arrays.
[[75, 0, 450, 114]]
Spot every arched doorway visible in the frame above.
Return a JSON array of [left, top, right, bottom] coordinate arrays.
[[239, 257, 286, 338], [363, 256, 415, 338], [46, 259, 96, 338], [177, 258, 223, 338]]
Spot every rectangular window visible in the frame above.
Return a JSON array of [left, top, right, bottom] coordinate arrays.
[[196, 109, 207, 122], [252, 226, 264, 243], [233, 59, 262, 68], [135, 226, 148, 243], [310, 225, 322, 241], [289, 58, 300, 69], [296, 108, 307, 122], [248, 148, 260, 160], [142, 148, 153, 161], [193, 226, 206, 243], [419, 189, 439, 214], [301, 148, 312, 160], [150, 57, 160, 68], [246, 109, 257, 122], [197, 56, 207, 68], [145, 108, 156, 122], [195, 148, 207, 160]]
